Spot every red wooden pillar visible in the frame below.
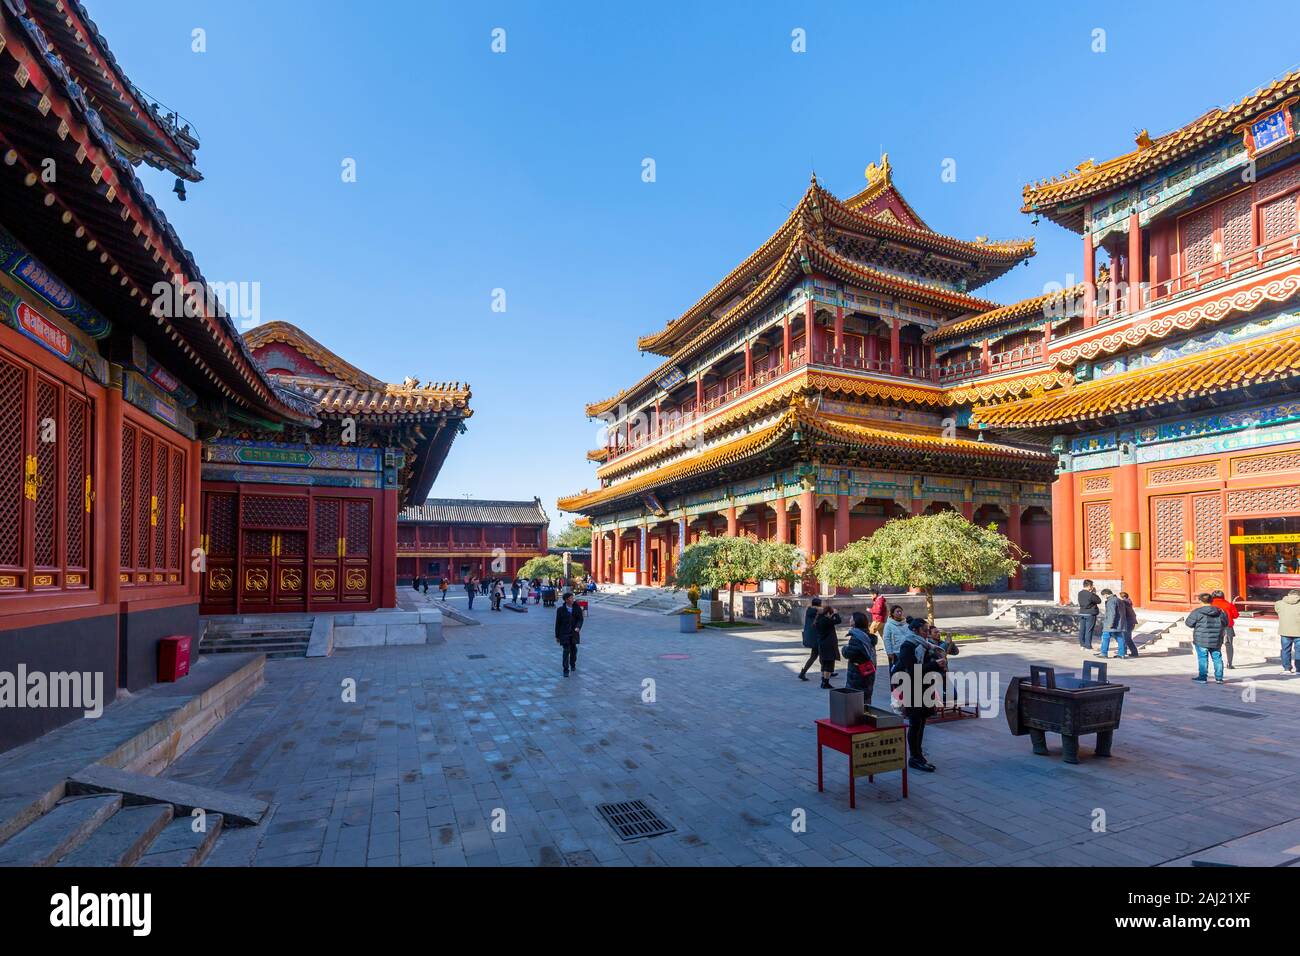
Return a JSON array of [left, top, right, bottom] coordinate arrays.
[[1007, 502, 1023, 591], [867, 333, 879, 369], [911, 497, 926, 516], [1051, 473, 1075, 604], [654, 400, 661, 437], [889, 318, 901, 375], [103, 386, 123, 610], [799, 488, 817, 595], [805, 299, 817, 358], [726, 502, 738, 537], [1083, 229, 1097, 327], [592, 531, 602, 583], [613, 530, 623, 583], [695, 375, 704, 411], [1114, 461, 1143, 606], [774, 497, 790, 594], [187, 437, 201, 602], [381, 488, 398, 608], [834, 493, 850, 552], [638, 525, 650, 586], [744, 337, 752, 383], [782, 314, 791, 371], [1127, 212, 1143, 314], [1107, 246, 1120, 317], [833, 306, 844, 359], [980, 339, 991, 374]]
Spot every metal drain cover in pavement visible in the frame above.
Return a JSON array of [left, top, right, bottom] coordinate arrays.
[[597, 800, 675, 841], [1194, 705, 1264, 720], [467, 653, 487, 659]]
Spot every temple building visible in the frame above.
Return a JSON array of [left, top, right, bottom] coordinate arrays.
[[0, 3, 468, 752], [969, 68, 1300, 614], [397, 498, 549, 584], [559, 158, 1058, 592], [200, 322, 471, 615]]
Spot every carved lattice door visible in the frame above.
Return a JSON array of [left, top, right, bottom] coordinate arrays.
[[1150, 491, 1226, 604]]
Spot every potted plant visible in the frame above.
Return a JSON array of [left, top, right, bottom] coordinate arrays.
[[681, 585, 702, 631]]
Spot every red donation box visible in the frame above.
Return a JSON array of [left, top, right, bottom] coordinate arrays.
[[158, 635, 192, 682]]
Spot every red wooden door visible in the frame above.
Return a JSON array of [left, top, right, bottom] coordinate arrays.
[[1150, 491, 1226, 604], [201, 490, 237, 609]]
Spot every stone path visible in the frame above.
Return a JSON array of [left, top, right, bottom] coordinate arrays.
[[164, 595, 1300, 866]]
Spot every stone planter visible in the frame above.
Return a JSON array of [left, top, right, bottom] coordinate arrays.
[[679, 609, 701, 632]]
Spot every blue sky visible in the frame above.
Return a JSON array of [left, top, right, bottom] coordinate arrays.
[[95, 0, 1300, 527]]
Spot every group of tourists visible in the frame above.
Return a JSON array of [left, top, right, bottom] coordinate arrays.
[[1077, 579, 1300, 681], [798, 589, 954, 774]]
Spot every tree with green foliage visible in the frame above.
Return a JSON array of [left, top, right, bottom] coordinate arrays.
[[518, 555, 585, 584], [553, 521, 592, 548], [671, 534, 805, 622], [815, 510, 1022, 623]]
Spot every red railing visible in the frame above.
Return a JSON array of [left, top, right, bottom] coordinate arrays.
[[606, 347, 936, 459]]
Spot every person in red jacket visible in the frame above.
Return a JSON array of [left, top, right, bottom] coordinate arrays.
[[869, 587, 888, 639], [1210, 590, 1239, 669]]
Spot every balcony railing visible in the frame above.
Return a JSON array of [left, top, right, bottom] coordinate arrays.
[[605, 346, 937, 460]]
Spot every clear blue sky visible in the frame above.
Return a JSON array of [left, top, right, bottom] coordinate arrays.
[[96, 0, 1300, 528]]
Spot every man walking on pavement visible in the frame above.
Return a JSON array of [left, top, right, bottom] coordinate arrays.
[[1275, 588, 1300, 675], [1077, 579, 1101, 650], [555, 591, 584, 676]]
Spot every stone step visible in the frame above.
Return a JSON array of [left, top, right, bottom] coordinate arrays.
[[204, 628, 312, 641], [55, 804, 174, 868], [135, 814, 224, 867], [0, 793, 121, 867], [67, 765, 270, 827]]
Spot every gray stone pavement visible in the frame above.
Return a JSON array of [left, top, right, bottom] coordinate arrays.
[[164, 592, 1300, 867]]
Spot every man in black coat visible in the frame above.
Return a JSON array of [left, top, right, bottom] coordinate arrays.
[[555, 592, 584, 676], [1077, 580, 1101, 649]]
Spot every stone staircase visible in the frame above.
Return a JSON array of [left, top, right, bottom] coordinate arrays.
[[200, 615, 312, 659], [588, 585, 688, 614], [0, 763, 267, 869]]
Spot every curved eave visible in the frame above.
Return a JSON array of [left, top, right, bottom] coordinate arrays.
[[927, 283, 1087, 345]]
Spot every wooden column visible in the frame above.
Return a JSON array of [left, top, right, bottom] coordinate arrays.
[[782, 314, 791, 371], [1051, 472, 1075, 604], [726, 501, 738, 537], [980, 339, 991, 374], [103, 385, 123, 609], [799, 488, 817, 595], [1083, 230, 1097, 326], [1114, 461, 1143, 606], [889, 317, 901, 375], [187, 437, 201, 602], [1007, 502, 1023, 591], [866, 332, 879, 369], [743, 337, 752, 383], [380, 488, 398, 608], [695, 375, 703, 410], [774, 497, 790, 594], [833, 306, 844, 357], [834, 493, 851, 552], [1127, 212, 1143, 314], [805, 299, 817, 358], [638, 525, 649, 586]]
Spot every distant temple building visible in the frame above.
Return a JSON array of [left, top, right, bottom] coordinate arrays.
[[973, 69, 1300, 613], [397, 498, 549, 583], [560, 157, 1057, 592], [200, 322, 471, 615]]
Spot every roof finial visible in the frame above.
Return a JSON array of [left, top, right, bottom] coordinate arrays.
[[864, 151, 891, 186]]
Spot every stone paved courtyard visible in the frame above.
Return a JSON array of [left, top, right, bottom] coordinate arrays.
[[168, 595, 1300, 867]]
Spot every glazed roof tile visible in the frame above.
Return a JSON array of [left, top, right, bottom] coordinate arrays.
[[971, 328, 1300, 429], [400, 498, 548, 525]]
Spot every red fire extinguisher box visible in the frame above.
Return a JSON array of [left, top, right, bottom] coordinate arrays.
[[158, 635, 192, 682]]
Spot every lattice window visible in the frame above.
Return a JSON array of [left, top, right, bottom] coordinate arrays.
[[1193, 494, 1224, 561], [1226, 486, 1300, 515], [1148, 461, 1219, 485], [120, 419, 186, 587], [1083, 501, 1112, 569], [64, 395, 89, 575], [242, 494, 308, 529], [1181, 207, 1216, 271], [0, 344, 94, 594], [1154, 497, 1186, 560], [1233, 450, 1300, 476], [314, 498, 340, 556], [206, 493, 236, 557], [345, 501, 371, 557], [120, 424, 135, 569], [1260, 192, 1298, 244], [1221, 190, 1254, 255], [1257, 162, 1300, 200], [0, 354, 26, 573], [33, 379, 58, 570]]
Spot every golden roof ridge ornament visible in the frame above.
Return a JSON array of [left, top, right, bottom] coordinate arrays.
[[864, 151, 891, 186]]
